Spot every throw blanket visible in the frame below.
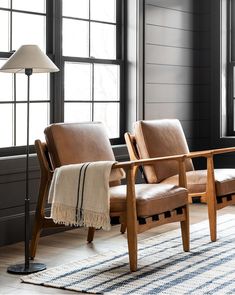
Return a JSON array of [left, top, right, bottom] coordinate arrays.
[[48, 161, 116, 231]]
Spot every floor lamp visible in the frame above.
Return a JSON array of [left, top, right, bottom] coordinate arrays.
[[0, 45, 59, 274]]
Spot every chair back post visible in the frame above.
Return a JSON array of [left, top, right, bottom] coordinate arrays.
[[124, 132, 139, 161], [34, 140, 53, 213], [125, 132, 148, 183]]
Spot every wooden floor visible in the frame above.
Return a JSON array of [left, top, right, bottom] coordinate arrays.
[[1, 204, 234, 294]]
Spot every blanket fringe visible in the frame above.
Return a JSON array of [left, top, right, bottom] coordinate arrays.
[[83, 209, 111, 231], [51, 203, 111, 230]]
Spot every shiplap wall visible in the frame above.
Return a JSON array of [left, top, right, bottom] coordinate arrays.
[[144, 0, 211, 150]]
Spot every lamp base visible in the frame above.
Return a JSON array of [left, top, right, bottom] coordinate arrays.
[[7, 262, 46, 274]]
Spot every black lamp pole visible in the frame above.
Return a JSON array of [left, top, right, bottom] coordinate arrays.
[[7, 69, 47, 274]]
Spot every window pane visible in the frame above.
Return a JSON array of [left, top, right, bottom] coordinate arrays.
[[16, 73, 49, 101], [31, 74, 49, 101], [15, 74, 27, 101], [0, 0, 9, 8], [63, 19, 89, 57], [0, 10, 10, 52], [0, 104, 13, 147], [94, 64, 119, 101], [90, 23, 116, 59], [30, 103, 49, 143], [16, 103, 27, 146], [16, 103, 49, 145], [94, 103, 119, 138], [64, 62, 91, 101], [62, 0, 89, 19], [64, 102, 91, 122], [12, 0, 46, 13], [0, 60, 13, 101], [12, 12, 46, 51], [90, 0, 116, 23]]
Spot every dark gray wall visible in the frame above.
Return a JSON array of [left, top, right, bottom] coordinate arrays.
[[144, 0, 211, 151], [0, 156, 40, 246]]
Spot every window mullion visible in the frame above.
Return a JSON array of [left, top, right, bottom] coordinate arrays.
[[10, 0, 12, 51], [89, 0, 91, 57], [52, 0, 63, 123], [13, 73, 16, 146], [91, 63, 94, 121]]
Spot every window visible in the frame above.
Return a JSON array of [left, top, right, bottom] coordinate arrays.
[[0, 0, 49, 154], [61, 0, 124, 142], [0, 0, 125, 155]]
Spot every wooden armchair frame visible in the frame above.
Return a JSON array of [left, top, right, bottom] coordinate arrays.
[[125, 132, 235, 242], [31, 139, 189, 272]]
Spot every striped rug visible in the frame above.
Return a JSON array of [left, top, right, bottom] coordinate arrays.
[[22, 215, 235, 294]]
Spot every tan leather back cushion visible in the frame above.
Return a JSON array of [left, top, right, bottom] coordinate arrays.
[[44, 122, 122, 183], [134, 119, 194, 183]]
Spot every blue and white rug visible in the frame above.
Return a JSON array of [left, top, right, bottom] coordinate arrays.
[[22, 215, 235, 294]]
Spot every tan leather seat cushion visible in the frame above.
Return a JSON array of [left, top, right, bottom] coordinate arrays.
[[161, 169, 235, 197], [44, 122, 123, 183], [110, 183, 188, 217], [134, 119, 194, 183]]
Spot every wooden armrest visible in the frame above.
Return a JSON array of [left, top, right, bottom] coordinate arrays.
[[185, 150, 212, 159], [185, 146, 235, 159], [113, 154, 187, 188], [132, 154, 186, 167], [211, 146, 235, 155], [112, 154, 186, 170]]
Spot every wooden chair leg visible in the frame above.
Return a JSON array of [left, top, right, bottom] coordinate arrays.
[[87, 227, 95, 243], [206, 156, 217, 242], [207, 198, 217, 242], [120, 223, 126, 234], [127, 222, 137, 272], [180, 205, 190, 252], [126, 168, 138, 272]]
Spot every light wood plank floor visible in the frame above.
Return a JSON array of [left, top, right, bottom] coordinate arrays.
[[1, 204, 234, 294]]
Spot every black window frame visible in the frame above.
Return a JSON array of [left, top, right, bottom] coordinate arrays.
[[0, 0, 126, 156], [227, 0, 235, 135]]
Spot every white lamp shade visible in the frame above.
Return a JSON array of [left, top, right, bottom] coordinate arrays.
[[0, 45, 59, 73]]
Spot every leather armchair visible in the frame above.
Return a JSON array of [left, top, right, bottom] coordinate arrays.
[[125, 119, 235, 242]]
